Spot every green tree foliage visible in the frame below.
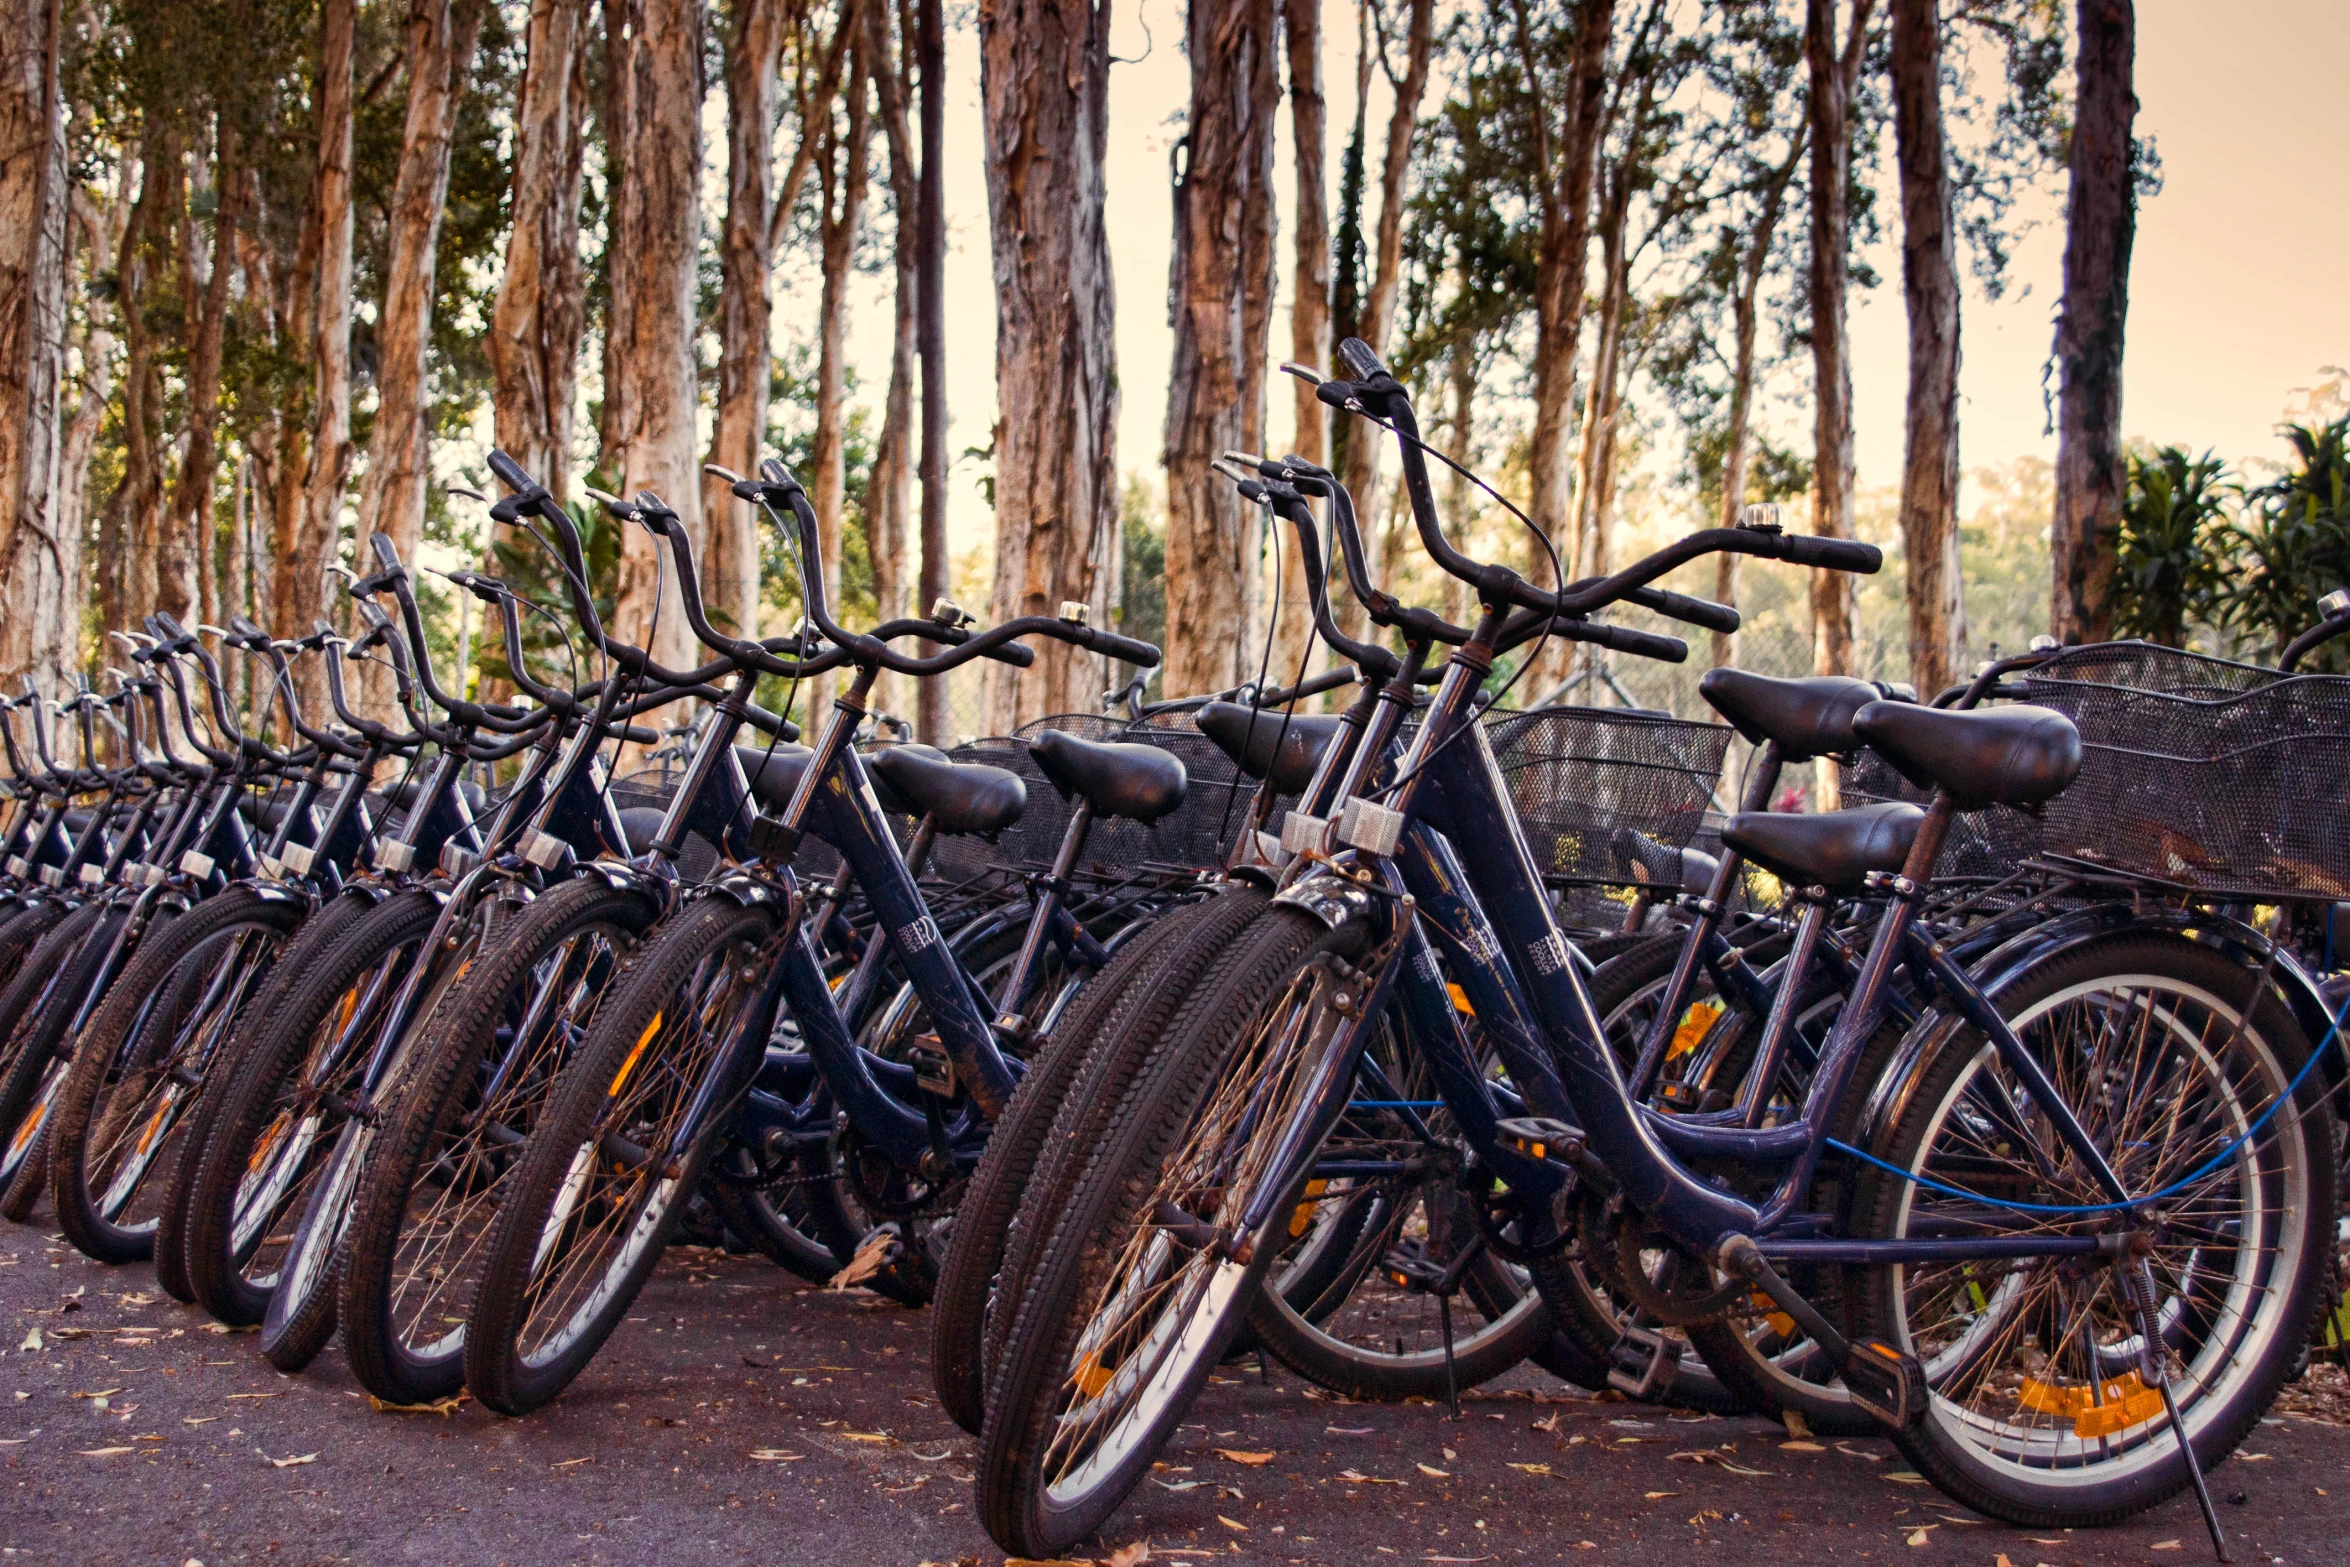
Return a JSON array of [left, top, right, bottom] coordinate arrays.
[[2110, 446, 2230, 648], [2215, 416, 2350, 665]]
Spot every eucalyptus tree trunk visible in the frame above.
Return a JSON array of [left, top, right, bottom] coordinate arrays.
[[977, 0, 1122, 726], [1160, 0, 1281, 699], [1570, 159, 1632, 585], [0, 0, 71, 683], [1517, 0, 1615, 578], [493, 0, 592, 503], [606, 0, 708, 677], [597, 0, 634, 469], [280, 0, 356, 712], [2050, 0, 2136, 644], [1890, 0, 1964, 697], [913, 0, 949, 741], [165, 125, 245, 627], [867, 0, 919, 719], [119, 142, 174, 628], [1334, 0, 1431, 590], [701, 0, 785, 645], [55, 197, 118, 614], [806, 17, 870, 716], [1710, 130, 1804, 669], [1804, 0, 1873, 730], [358, 0, 484, 574], [1272, 0, 1330, 690]]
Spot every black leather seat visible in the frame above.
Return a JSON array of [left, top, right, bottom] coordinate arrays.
[[1195, 703, 1343, 795], [237, 796, 294, 831], [1720, 802, 1925, 889], [866, 744, 1027, 836], [1698, 668, 1883, 760], [1611, 827, 1717, 895], [616, 805, 667, 856], [378, 773, 489, 818], [1028, 729, 1187, 825], [737, 744, 814, 813], [1853, 700, 2082, 810]]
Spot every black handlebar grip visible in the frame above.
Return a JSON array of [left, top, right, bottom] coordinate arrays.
[[1779, 534, 1883, 573], [369, 531, 402, 570], [1086, 630, 1161, 669], [986, 640, 1037, 670], [1335, 337, 1388, 381], [486, 448, 534, 493], [1626, 586, 1740, 635], [1569, 620, 1688, 664]]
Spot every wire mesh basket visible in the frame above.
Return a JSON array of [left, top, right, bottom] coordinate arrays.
[[1483, 705, 1733, 888], [2013, 642, 2350, 901], [1840, 747, 2042, 885]]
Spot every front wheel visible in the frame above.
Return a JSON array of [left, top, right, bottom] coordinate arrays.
[[464, 896, 780, 1415], [1851, 933, 2334, 1528]]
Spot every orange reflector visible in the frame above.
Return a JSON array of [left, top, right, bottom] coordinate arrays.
[[1288, 1178, 1329, 1238], [1667, 1001, 1723, 1062], [1073, 1351, 1111, 1398]]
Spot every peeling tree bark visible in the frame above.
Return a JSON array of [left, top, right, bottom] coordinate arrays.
[[163, 124, 245, 626], [493, 0, 592, 504], [805, 11, 870, 716], [279, 0, 357, 715], [1160, 0, 1281, 699], [1710, 128, 1804, 670], [357, 0, 484, 587], [702, 0, 785, 644], [2050, 0, 2135, 644], [867, 0, 919, 719], [606, 0, 708, 677], [119, 142, 173, 630], [0, 0, 72, 684], [913, 0, 949, 741], [977, 0, 1122, 725], [1272, 0, 1329, 689], [1335, 0, 1431, 599], [1804, 0, 1873, 725], [1890, 0, 1964, 697]]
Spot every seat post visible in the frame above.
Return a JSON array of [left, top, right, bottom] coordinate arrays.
[[989, 797, 1096, 1035], [1899, 792, 1958, 887]]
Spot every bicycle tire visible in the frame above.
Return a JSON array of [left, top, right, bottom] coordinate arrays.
[[180, 890, 440, 1327], [49, 889, 302, 1263], [339, 876, 657, 1405], [0, 899, 126, 1209], [465, 895, 779, 1415]]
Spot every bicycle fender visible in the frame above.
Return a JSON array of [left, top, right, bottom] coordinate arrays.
[[1271, 868, 1373, 930]]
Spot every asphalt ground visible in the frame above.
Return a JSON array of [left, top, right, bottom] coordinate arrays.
[[3, 1230, 2345, 1567]]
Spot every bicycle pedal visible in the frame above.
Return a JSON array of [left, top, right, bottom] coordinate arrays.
[[1653, 1080, 1732, 1114], [1841, 1338, 1927, 1430], [1606, 1325, 1683, 1399], [1381, 1240, 1446, 1294], [906, 1033, 955, 1097], [1494, 1116, 1584, 1165]]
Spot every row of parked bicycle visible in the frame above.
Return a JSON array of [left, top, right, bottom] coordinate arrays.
[[1, 339, 2343, 1561]]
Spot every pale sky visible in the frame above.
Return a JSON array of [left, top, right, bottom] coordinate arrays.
[[794, 0, 2350, 554]]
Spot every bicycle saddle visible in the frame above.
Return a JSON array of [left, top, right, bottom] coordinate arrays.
[[1853, 700, 2082, 810], [1719, 801, 1924, 890], [737, 743, 815, 813], [237, 795, 295, 832], [1194, 702, 1343, 796], [865, 744, 1028, 836], [1027, 730, 1186, 826], [1697, 668, 1882, 760]]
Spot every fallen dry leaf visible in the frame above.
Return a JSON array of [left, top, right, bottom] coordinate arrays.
[[552, 1457, 593, 1468], [1905, 1527, 1929, 1546], [17, 1326, 40, 1352], [1780, 1440, 1826, 1452], [71, 1388, 124, 1400], [1214, 1449, 1274, 1465], [1416, 1463, 1450, 1478], [1505, 1462, 1553, 1476], [1782, 1409, 1812, 1439], [1215, 1515, 1248, 1532], [268, 1452, 318, 1469], [748, 1450, 803, 1462], [2237, 1452, 2272, 1462], [2150, 1542, 2182, 1552], [1642, 1490, 1681, 1500], [839, 1430, 893, 1444], [1106, 1544, 1151, 1567], [828, 1229, 900, 1291], [1337, 1468, 1404, 1486], [77, 1446, 135, 1457], [1881, 1470, 1928, 1484], [223, 1392, 282, 1402], [366, 1391, 467, 1417], [1532, 1412, 1563, 1434], [181, 1415, 220, 1426], [1995, 1555, 2016, 1567]]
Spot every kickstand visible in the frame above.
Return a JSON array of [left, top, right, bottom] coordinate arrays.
[[2128, 1257, 2230, 1564], [1437, 1292, 1461, 1422], [1256, 1346, 1272, 1386]]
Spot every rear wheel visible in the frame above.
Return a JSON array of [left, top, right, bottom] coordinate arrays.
[[0, 899, 126, 1206], [1852, 934, 2332, 1528], [465, 896, 778, 1414]]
